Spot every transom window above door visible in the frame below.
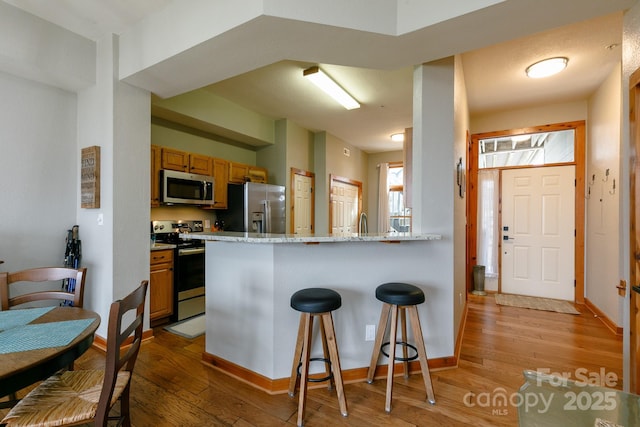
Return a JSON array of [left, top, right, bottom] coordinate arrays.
[[478, 129, 574, 168]]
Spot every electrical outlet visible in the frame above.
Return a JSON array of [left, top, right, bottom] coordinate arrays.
[[365, 324, 375, 341]]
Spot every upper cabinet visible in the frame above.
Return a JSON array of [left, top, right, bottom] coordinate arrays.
[[189, 154, 213, 176], [211, 158, 229, 209], [161, 147, 212, 176], [161, 147, 188, 172], [229, 161, 267, 184], [151, 146, 267, 209], [228, 161, 249, 183]]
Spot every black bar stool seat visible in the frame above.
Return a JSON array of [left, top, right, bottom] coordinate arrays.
[[288, 288, 348, 426], [291, 288, 342, 313], [367, 282, 436, 412], [376, 282, 425, 306]]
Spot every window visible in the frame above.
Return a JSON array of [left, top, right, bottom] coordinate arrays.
[[478, 129, 574, 169], [388, 163, 411, 232]]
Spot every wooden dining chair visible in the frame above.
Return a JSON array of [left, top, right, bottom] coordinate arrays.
[[0, 267, 87, 310], [1, 280, 148, 427]]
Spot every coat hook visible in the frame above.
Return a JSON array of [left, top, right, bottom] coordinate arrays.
[[603, 168, 610, 182], [609, 178, 616, 195], [585, 173, 595, 200]]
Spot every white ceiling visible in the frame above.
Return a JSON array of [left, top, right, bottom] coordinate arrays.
[[4, 1, 627, 153]]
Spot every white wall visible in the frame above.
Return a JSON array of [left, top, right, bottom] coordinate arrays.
[[411, 58, 456, 353], [586, 63, 622, 325], [75, 35, 151, 335], [0, 2, 95, 92], [453, 54, 470, 338], [313, 131, 368, 234], [0, 71, 77, 270], [470, 100, 588, 134]]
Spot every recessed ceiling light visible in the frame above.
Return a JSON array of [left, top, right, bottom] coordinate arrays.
[[525, 57, 568, 79], [390, 133, 404, 142]]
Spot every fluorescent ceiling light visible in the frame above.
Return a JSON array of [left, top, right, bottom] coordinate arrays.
[[525, 57, 568, 79], [390, 133, 405, 142], [303, 66, 360, 110]]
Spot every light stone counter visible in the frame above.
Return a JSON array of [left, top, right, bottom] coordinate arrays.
[[180, 231, 441, 243]]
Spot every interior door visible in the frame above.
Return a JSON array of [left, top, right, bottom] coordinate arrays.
[[501, 165, 575, 300], [292, 172, 313, 234], [330, 181, 358, 235]]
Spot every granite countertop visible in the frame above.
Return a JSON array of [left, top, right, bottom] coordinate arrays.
[[150, 243, 176, 251], [180, 231, 442, 244]]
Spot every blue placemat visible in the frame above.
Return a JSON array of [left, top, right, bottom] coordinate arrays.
[[0, 318, 95, 354], [0, 307, 55, 332]]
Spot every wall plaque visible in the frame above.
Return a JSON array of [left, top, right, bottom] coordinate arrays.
[[81, 146, 100, 208]]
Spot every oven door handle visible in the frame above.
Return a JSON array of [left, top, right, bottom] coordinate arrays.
[[178, 247, 205, 255]]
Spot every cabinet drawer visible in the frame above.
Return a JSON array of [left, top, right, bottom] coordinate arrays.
[[151, 249, 173, 265]]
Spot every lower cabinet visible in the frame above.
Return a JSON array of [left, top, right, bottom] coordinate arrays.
[[150, 249, 173, 326]]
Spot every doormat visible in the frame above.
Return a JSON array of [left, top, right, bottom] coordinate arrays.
[[164, 314, 205, 339], [494, 293, 580, 315]]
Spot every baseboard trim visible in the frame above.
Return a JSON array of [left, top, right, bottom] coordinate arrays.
[[92, 329, 155, 353], [201, 351, 457, 395], [584, 298, 622, 336], [201, 303, 470, 394]]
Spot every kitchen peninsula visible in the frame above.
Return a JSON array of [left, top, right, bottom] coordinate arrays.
[[182, 231, 455, 393]]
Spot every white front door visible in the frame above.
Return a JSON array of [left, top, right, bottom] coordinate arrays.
[[501, 165, 575, 300]]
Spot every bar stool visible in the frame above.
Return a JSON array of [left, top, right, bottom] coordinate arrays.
[[288, 288, 348, 426], [366, 282, 436, 412]]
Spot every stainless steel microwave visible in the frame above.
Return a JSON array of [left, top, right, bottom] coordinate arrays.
[[161, 169, 214, 205]]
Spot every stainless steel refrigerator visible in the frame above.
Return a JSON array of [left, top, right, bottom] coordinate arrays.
[[219, 182, 286, 234]]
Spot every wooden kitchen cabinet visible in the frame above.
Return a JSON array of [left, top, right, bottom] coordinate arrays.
[[248, 166, 267, 183], [228, 161, 250, 183], [228, 161, 268, 183], [161, 147, 189, 172], [211, 157, 228, 209], [151, 144, 161, 207], [161, 148, 212, 176], [150, 249, 174, 326], [189, 153, 212, 175]]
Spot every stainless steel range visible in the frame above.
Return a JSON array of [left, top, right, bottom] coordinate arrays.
[[152, 220, 205, 321]]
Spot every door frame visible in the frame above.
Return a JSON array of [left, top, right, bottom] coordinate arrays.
[[467, 120, 586, 303], [628, 67, 640, 393], [290, 168, 315, 234]]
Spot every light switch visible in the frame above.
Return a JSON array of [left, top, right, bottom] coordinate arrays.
[[97, 213, 104, 226]]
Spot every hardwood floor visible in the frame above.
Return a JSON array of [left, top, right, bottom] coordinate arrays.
[[5, 294, 623, 426]]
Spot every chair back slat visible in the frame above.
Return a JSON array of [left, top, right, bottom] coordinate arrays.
[[94, 280, 148, 426], [0, 267, 86, 310]]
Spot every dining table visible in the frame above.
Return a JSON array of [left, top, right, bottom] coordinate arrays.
[[0, 306, 100, 405]]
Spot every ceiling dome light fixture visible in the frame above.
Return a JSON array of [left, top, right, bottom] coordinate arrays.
[[303, 66, 360, 110], [525, 57, 568, 79], [390, 133, 405, 142]]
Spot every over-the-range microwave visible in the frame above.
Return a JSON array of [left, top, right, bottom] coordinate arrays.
[[161, 169, 214, 205]]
